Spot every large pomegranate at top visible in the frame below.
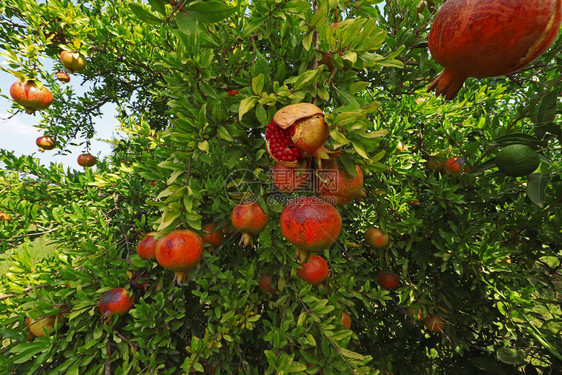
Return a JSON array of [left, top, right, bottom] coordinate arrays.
[[60, 50, 87, 73], [231, 201, 269, 246], [155, 229, 204, 283], [10, 80, 53, 113], [280, 197, 342, 261], [428, 0, 562, 100], [265, 103, 330, 167], [317, 164, 363, 206]]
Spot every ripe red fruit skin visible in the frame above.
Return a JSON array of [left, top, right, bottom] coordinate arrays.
[[155, 229, 204, 284], [202, 223, 224, 249], [10, 80, 54, 113], [272, 163, 311, 193], [60, 50, 87, 73], [428, 0, 562, 100], [424, 314, 445, 333], [258, 273, 275, 294], [340, 312, 351, 330], [98, 288, 134, 322], [56, 72, 70, 83], [36, 136, 56, 150], [77, 153, 97, 167], [280, 197, 342, 261], [227, 89, 238, 96], [231, 202, 269, 246], [297, 255, 329, 285], [137, 232, 158, 259], [376, 270, 400, 290], [317, 164, 364, 206], [443, 157, 462, 175], [365, 228, 389, 250]]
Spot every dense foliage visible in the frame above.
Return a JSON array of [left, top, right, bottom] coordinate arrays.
[[1, 0, 561, 374]]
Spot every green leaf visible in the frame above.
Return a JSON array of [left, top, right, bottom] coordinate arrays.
[[182, 1, 236, 23], [339, 347, 365, 360], [148, 0, 166, 15], [239, 97, 258, 121], [496, 348, 525, 365], [526, 173, 551, 207], [537, 90, 558, 124], [252, 74, 264, 95], [128, 4, 163, 25]]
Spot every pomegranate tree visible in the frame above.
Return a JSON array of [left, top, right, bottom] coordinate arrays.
[[36, 136, 56, 151], [297, 254, 330, 285], [60, 50, 87, 73], [231, 201, 269, 246], [202, 223, 225, 249], [155, 229, 204, 283], [265, 103, 330, 167], [10, 79, 53, 113], [280, 196, 342, 261], [317, 163, 364, 206], [137, 232, 158, 260], [77, 153, 97, 167], [428, 0, 562, 99], [98, 288, 134, 322]]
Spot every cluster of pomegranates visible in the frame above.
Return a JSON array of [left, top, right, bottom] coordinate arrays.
[[9, 50, 94, 167]]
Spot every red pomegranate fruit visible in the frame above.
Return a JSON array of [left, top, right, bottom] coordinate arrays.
[[297, 255, 330, 285], [36, 136, 56, 151], [202, 223, 224, 249], [317, 163, 364, 206], [77, 153, 97, 167], [60, 50, 87, 73], [231, 201, 269, 246], [265, 103, 330, 167], [424, 314, 445, 333], [137, 232, 158, 260], [443, 157, 463, 175], [258, 273, 276, 294], [56, 72, 70, 83], [365, 228, 389, 250], [155, 229, 204, 283], [280, 196, 342, 261], [272, 162, 312, 193], [98, 288, 134, 322], [10, 80, 54, 113], [428, 0, 562, 100], [376, 270, 400, 290]]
